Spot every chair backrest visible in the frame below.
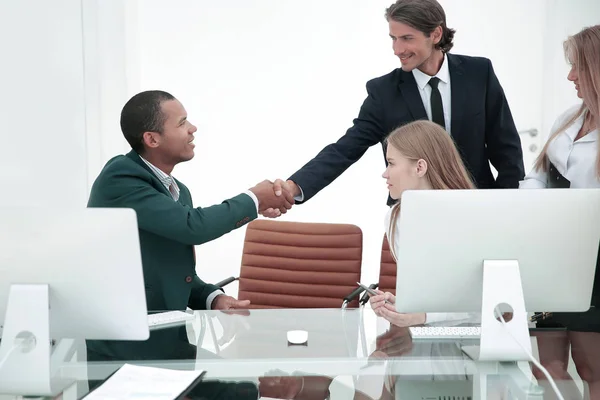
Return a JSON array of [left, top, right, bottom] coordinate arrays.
[[237, 219, 363, 308], [378, 235, 396, 295]]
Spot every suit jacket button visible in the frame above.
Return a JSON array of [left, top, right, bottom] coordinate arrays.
[[185, 276, 192, 283]]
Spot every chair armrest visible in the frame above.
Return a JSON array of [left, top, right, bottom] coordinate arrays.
[[359, 283, 379, 306], [215, 276, 238, 289], [342, 286, 365, 308]]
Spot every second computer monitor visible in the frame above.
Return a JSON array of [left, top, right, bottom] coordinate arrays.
[[393, 189, 600, 314]]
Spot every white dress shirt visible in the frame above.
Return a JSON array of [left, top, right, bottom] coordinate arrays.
[[520, 104, 599, 189], [140, 155, 259, 309], [412, 54, 452, 134], [384, 206, 480, 325]]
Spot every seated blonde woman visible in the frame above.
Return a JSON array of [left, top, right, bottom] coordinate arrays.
[[369, 120, 479, 327]]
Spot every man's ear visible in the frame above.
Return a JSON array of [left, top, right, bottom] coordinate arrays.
[[431, 26, 443, 45], [415, 159, 428, 177], [142, 131, 160, 150]]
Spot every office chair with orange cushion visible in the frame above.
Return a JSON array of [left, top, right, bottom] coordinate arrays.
[[356, 234, 397, 306], [377, 235, 396, 295], [217, 219, 364, 309]]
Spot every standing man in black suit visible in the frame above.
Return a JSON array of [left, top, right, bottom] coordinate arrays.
[[268, 0, 525, 209]]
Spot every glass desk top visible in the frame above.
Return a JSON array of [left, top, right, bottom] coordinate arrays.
[[2, 307, 599, 399]]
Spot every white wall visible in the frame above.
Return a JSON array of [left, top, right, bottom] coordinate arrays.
[[0, 0, 139, 207], [3, 0, 595, 292], [134, 0, 599, 291], [137, 0, 394, 289], [82, 0, 141, 188], [0, 0, 89, 207]]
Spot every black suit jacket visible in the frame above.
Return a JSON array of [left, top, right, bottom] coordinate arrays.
[[289, 53, 525, 203]]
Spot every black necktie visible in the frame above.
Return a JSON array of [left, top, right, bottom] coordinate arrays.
[[428, 77, 445, 130]]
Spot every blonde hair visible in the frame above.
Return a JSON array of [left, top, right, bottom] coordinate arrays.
[[534, 25, 600, 177], [386, 120, 475, 260]]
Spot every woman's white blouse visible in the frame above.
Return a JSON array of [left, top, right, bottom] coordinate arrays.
[[520, 104, 599, 189]]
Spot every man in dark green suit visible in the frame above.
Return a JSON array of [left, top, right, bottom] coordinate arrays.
[[85, 90, 297, 399]]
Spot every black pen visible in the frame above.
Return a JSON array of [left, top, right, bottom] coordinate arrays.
[[357, 282, 392, 304], [530, 312, 552, 322]]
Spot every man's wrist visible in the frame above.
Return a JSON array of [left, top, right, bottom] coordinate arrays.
[[207, 290, 224, 310], [287, 180, 300, 197], [244, 190, 259, 214], [289, 180, 304, 202]]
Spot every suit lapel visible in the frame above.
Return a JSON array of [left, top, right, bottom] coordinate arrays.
[[448, 54, 466, 140], [397, 70, 428, 121], [174, 178, 192, 206]]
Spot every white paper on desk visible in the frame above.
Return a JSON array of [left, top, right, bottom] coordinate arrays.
[[85, 363, 205, 400]]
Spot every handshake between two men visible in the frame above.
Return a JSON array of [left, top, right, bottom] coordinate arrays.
[[248, 179, 300, 218]]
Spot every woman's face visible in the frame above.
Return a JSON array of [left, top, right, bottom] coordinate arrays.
[[382, 145, 427, 200], [567, 63, 584, 100], [567, 58, 595, 108]]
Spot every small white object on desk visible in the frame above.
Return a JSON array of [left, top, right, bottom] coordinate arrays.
[[287, 330, 308, 345]]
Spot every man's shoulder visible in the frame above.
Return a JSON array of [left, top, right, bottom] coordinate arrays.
[[89, 153, 154, 198], [96, 153, 149, 179], [447, 53, 491, 70], [366, 69, 402, 89]]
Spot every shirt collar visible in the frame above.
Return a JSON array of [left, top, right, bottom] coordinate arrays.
[[412, 53, 450, 90], [564, 111, 598, 143], [139, 155, 178, 190]]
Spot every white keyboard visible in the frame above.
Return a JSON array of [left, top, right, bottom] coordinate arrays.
[[148, 311, 194, 329], [409, 326, 481, 340]]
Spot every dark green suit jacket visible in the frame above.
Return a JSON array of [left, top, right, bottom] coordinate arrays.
[[86, 150, 257, 361]]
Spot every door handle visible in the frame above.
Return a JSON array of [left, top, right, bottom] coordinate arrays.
[[518, 128, 538, 137]]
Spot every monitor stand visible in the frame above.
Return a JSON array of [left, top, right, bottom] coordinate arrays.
[[0, 284, 74, 396], [461, 260, 532, 362]]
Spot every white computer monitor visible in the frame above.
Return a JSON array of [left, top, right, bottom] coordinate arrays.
[[393, 189, 600, 362], [0, 207, 149, 396]]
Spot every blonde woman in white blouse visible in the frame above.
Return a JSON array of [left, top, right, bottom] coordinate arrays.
[[521, 28, 599, 190], [520, 25, 600, 400], [369, 120, 479, 327]]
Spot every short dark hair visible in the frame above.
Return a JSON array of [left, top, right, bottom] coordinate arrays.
[[120, 90, 176, 153], [385, 0, 455, 53]]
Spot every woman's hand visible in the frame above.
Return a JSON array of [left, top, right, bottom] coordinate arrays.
[[370, 290, 426, 327], [369, 289, 395, 315]]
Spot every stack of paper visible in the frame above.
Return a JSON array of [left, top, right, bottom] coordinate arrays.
[[84, 364, 205, 400]]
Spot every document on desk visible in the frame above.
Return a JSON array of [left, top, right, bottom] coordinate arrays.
[[84, 363, 205, 400]]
